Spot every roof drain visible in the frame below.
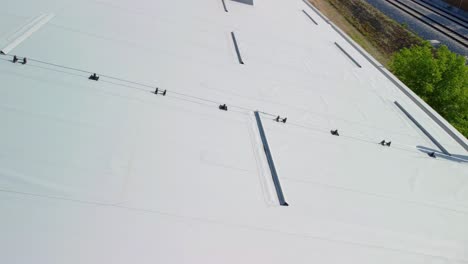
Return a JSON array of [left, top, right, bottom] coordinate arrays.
[[334, 42, 362, 68], [302, 10, 318, 25], [231, 32, 244, 65], [394, 101, 450, 155], [254, 111, 289, 206]]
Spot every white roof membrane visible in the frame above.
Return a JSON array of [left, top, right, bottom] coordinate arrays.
[[0, 0, 467, 263]]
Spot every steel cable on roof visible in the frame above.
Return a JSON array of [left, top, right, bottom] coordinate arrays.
[[0, 55, 441, 152], [1, 53, 259, 113], [2, 53, 466, 161], [284, 120, 467, 162], [0, 55, 436, 136], [0, 53, 431, 143]]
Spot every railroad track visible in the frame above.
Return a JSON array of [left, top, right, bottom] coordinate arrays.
[[384, 0, 468, 48], [408, 0, 468, 29], [417, 0, 468, 25]]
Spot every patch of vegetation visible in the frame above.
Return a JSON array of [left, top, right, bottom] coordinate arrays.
[[308, 0, 390, 64], [310, 0, 467, 137], [390, 43, 468, 137], [325, 0, 422, 56]]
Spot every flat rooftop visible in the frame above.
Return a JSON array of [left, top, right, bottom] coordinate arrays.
[[0, 0, 467, 263]]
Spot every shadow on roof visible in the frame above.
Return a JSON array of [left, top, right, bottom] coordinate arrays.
[[417, 146, 468, 163], [231, 0, 254, 5]]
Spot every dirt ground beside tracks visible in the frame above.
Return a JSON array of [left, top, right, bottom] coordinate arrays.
[[308, 0, 422, 65]]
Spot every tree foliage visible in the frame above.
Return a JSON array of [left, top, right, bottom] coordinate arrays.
[[389, 43, 468, 137]]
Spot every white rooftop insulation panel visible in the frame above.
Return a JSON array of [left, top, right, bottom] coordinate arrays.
[[0, 0, 467, 263]]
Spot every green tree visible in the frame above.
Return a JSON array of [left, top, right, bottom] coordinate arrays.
[[389, 43, 468, 137]]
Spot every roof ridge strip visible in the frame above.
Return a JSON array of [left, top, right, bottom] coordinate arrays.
[[0, 13, 55, 55], [4, 14, 46, 42], [253, 111, 288, 206], [394, 101, 450, 155]]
